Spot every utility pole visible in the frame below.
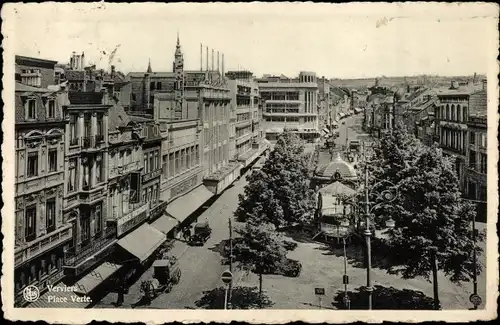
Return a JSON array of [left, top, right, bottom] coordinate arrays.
[[364, 165, 373, 310], [228, 217, 233, 309]]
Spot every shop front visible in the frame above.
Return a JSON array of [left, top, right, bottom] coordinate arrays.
[[152, 182, 215, 237]]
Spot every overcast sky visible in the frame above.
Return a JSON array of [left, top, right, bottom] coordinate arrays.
[[6, 2, 499, 79]]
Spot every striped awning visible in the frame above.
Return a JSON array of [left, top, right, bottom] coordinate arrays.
[[74, 262, 122, 296]]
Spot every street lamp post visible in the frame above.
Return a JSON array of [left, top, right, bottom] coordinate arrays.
[[354, 162, 399, 310]]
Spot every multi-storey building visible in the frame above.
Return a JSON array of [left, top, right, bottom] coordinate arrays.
[[106, 104, 149, 239], [225, 70, 266, 169], [465, 114, 487, 222], [15, 55, 57, 88], [257, 72, 320, 142], [61, 90, 112, 284], [435, 80, 486, 190], [14, 77, 71, 306]]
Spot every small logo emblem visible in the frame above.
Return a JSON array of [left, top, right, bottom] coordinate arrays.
[[23, 285, 40, 302]]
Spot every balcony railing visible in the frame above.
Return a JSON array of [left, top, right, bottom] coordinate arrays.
[[95, 134, 104, 144], [15, 226, 72, 267], [63, 227, 115, 267], [69, 137, 79, 146], [82, 136, 92, 148]]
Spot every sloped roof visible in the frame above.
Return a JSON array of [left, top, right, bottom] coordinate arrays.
[[15, 82, 54, 93], [127, 71, 175, 78], [65, 70, 85, 81], [319, 181, 356, 197], [315, 153, 357, 180], [406, 87, 430, 101], [108, 103, 131, 130]]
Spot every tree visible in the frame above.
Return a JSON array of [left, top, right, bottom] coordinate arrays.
[[232, 219, 288, 303], [235, 131, 316, 228], [386, 145, 484, 309]]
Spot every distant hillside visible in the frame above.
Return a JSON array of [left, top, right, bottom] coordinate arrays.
[[329, 75, 485, 89]]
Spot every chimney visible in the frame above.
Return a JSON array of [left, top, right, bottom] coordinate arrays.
[[222, 53, 225, 79], [450, 80, 459, 89], [81, 52, 85, 69], [217, 51, 220, 75], [206, 46, 208, 72], [111, 65, 115, 77], [482, 79, 487, 91], [200, 43, 203, 71], [211, 49, 214, 72]]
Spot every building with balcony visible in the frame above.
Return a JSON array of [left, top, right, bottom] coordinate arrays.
[[435, 80, 486, 189], [226, 70, 267, 169], [465, 114, 487, 222], [62, 90, 112, 283], [257, 72, 320, 142], [106, 103, 149, 238], [14, 80, 71, 306]]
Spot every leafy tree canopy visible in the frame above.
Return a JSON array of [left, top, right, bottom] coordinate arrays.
[[235, 131, 316, 228], [232, 219, 289, 274], [387, 144, 484, 283]]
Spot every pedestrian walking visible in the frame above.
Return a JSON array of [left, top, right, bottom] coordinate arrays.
[[116, 282, 125, 307]]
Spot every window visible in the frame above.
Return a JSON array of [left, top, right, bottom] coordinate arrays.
[[162, 155, 168, 177], [69, 115, 77, 144], [480, 133, 487, 148], [83, 159, 92, 189], [470, 132, 476, 145], [26, 99, 37, 120], [84, 114, 91, 137], [149, 152, 154, 173], [468, 181, 477, 199], [48, 149, 57, 172], [180, 149, 185, 172], [168, 153, 174, 178], [479, 153, 487, 174], [96, 114, 103, 136], [186, 147, 191, 169], [47, 100, 56, 118], [469, 150, 477, 169], [27, 152, 38, 177], [156, 82, 161, 90], [155, 151, 159, 170], [462, 106, 467, 122], [175, 151, 180, 174], [80, 217, 90, 244], [196, 145, 199, 165], [25, 205, 37, 242], [94, 204, 102, 235], [68, 158, 77, 192], [144, 153, 149, 173], [479, 186, 487, 201], [46, 198, 56, 232], [445, 105, 450, 120], [152, 184, 158, 204], [451, 104, 456, 121], [150, 82, 155, 91], [142, 189, 147, 203], [96, 155, 103, 183]]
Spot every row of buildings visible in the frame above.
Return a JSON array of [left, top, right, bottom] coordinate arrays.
[[14, 36, 292, 306], [363, 78, 488, 221]]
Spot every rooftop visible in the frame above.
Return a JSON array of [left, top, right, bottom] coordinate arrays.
[[314, 153, 357, 180], [15, 82, 54, 93], [319, 181, 356, 197]]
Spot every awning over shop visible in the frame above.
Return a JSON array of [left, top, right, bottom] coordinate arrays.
[[27, 283, 92, 308], [74, 262, 122, 296], [117, 223, 166, 262], [151, 215, 179, 234], [166, 185, 214, 224], [265, 127, 284, 134]]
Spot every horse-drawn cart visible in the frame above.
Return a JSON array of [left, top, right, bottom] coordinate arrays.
[[189, 221, 212, 246], [140, 258, 181, 300]]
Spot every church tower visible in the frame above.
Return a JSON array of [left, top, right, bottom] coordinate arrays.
[[173, 32, 185, 119]]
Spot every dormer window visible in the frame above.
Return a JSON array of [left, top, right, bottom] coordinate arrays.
[[25, 98, 37, 120], [47, 99, 56, 118]]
